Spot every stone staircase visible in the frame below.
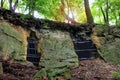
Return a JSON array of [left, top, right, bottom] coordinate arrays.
[[27, 39, 40, 66], [27, 38, 97, 66], [72, 38, 97, 60]]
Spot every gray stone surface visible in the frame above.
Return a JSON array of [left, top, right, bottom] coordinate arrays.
[[0, 22, 26, 61], [38, 29, 78, 68], [92, 25, 120, 64]]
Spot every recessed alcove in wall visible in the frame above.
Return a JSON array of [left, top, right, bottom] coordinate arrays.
[[72, 38, 97, 60], [26, 31, 40, 66], [70, 31, 98, 60]]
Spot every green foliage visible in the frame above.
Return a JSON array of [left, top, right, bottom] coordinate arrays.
[[92, 0, 120, 25], [98, 41, 120, 64], [0, 22, 23, 41], [36, 0, 60, 19], [0, 22, 25, 61], [33, 68, 47, 80], [40, 30, 78, 69], [112, 71, 120, 80], [1, 0, 120, 25], [1, 0, 87, 23], [33, 68, 71, 80]]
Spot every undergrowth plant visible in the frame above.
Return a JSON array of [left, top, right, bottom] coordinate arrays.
[[112, 71, 120, 80]]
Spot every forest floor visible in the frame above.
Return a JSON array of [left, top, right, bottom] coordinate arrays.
[[0, 58, 120, 80], [71, 58, 120, 80]]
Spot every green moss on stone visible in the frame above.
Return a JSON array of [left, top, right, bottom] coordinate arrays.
[[94, 25, 109, 36], [0, 22, 25, 61], [0, 22, 23, 41], [39, 29, 78, 68], [98, 42, 120, 64]]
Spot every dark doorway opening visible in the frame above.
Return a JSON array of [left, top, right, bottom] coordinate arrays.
[[70, 30, 98, 60], [27, 32, 40, 66], [72, 38, 97, 60]]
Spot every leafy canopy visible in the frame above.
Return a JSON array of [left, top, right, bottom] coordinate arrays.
[[1, 0, 120, 25]]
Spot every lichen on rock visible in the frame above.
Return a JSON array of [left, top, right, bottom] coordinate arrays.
[[0, 21, 27, 61], [92, 25, 120, 64], [38, 29, 78, 68]]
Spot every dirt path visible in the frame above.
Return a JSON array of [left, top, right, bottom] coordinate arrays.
[[0, 60, 39, 80], [71, 58, 120, 80]]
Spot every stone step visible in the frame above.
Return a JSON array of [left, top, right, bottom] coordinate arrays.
[[27, 38, 40, 66], [75, 49, 97, 52], [27, 57, 40, 66], [27, 57, 40, 62], [27, 54, 40, 58], [75, 49, 97, 60], [72, 38, 91, 42], [78, 57, 95, 60], [28, 48, 37, 50], [73, 40, 91, 43], [27, 49, 37, 54], [28, 39, 38, 43], [74, 45, 95, 50], [72, 39, 97, 60]]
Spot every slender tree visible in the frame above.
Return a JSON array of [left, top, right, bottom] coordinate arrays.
[[9, 0, 18, 12], [13, 0, 18, 11], [9, 0, 12, 10], [60, 0, 79, 24], [1, 0, 5, 7], [84, 0, 94, 24], [99, 0, 109, 25], [105, 0, 109, 25]]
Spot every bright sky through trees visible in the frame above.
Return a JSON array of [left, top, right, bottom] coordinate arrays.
[[1, 0, 120, 25], [19, 0, 95, 20], [89, 0, 95, 6]]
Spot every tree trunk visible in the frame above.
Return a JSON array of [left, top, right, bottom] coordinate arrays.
[[105, 0, 109, 25], [100, 0, 109, 25], [9, 0, 18, 12], [13, 0, 18, 12], [9, 0, 13, 11], [60, 0, 79, 24], [66, 0, 70, 23], [100, 7, 107, 23], [84, 0, 94, 24], [1, 0, 5, 7]]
